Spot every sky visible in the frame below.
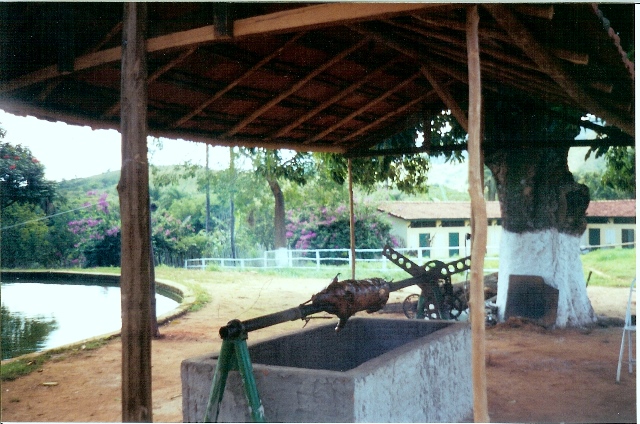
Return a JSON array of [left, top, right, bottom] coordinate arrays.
[[1, 109, 602, 185], [0, 110, 232, 181]]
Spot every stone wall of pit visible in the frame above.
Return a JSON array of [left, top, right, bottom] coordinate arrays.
[[182, 317, 472, 423]]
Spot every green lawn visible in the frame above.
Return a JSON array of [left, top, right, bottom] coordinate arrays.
[[579, 248, 636, 287], [74, 248, 638, 288]]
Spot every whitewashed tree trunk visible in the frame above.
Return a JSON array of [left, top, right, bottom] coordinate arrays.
[[486, 138, 594, 327], [496, 229, 596, 327]]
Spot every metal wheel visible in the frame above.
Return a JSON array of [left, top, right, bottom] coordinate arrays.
[[402, 294, 420, 319], [403, 292, 442, 320]]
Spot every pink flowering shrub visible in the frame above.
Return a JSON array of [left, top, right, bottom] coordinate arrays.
[[286, 204, 398, 259]]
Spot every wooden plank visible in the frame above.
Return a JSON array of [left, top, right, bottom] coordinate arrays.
[[484, 4, 634, 136], [269, 59, 398, 139], [513, 4, 554, 20], [118, 3, 152, 422], [420, 66, 468, 132], [466, 6, 489, 423], [223, 37, 370, 137], [234, 3, 439, 36], [171, 33, 304, 128], [551, 48, 589, 65], [305, 71, 421, 144]]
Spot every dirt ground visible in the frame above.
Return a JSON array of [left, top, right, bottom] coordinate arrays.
[[1, 273, 636, 423]]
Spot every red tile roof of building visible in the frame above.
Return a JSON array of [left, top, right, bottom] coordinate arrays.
[[585, 199, 636, 218], [377, 201, 502, 220], [378, 200, 636, 220]]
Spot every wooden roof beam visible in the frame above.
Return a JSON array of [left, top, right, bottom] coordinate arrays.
[[222, 36, 370, 138], [411, 14, 510, 43], [103, 47, 198, 119], [304, 71, 421, 144], [341, 87, 438, 145], [420, 67, 468, 132], [269, 59, 398, 139], [0, 3, 439, 94], [409, 14, 588, 66], [171, 33, 304, 128], [237, 3, 444, 36], [484, 4, 634, 136], [513, 5, 554, 20]]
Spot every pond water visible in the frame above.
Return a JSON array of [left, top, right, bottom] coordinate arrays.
[[1, 280, 180, 360]]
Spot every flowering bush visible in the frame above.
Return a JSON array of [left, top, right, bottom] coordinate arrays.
[[67, 191, 120, 267], [286, 204, 399, 259]]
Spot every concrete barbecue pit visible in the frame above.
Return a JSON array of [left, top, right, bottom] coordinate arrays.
[[182, 317, 472, 422]]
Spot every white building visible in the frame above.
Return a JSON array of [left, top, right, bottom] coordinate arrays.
[[378, 200, 636, 258]]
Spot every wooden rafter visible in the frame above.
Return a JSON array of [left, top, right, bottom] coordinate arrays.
[[171, 33, 304, 128], [222, 36, 371, 138], [411, 14, 511, 43], [513, 4, 554, 20], [410, 14, 587, 66], [103, 47, 198, 118], [340, 87, 438, 145], [304, 71, 421, 144], [237, 2, 442, 36], [0, 3, 438, 95], [420, 67, 468, 132], [484, 4, 634, 136], [349, 24, 420, 62], [383, 18, 465, 48], [268, 59, 398, 139]]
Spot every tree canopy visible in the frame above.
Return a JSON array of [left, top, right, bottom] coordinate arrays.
[[0, 140, 56, 209]]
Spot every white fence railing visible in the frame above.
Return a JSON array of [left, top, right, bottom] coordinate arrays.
[[184, 246, 500, 272], [184, 241, 635, 271]]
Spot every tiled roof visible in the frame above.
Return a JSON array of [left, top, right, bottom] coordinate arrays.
[[377, 201, 502, 220], [378, 200, 636, 220], [585, 199, 636, 218]]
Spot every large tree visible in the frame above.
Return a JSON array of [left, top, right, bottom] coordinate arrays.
[[483, 94, 595, 327]]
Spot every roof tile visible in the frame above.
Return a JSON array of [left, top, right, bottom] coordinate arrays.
[[378, 200, 636, 220]]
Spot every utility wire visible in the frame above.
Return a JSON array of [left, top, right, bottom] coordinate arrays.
[[1, 202, 98, 231]]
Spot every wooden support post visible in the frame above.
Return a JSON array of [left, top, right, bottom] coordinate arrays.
[[466, 5, 489, 423], [118, 3, 152, 422], [212, 3, 233, 38], [348, 158, 356, 280]]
